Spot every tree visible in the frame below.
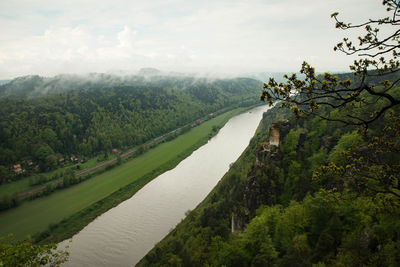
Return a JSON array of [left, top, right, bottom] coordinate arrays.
[[45, 154, 58, 171], [317, 112, 400, 201], [260, 0, 400, 129], [327, 131, 364, 165], [0, 165, 9, 185], [0, 235, 69, 266]]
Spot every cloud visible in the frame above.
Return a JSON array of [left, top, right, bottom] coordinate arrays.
[[117, 26, 137, 48], [0, 0, 391, 78]]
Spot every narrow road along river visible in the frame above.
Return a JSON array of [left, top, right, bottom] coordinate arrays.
[[59, 105, 269, 266]]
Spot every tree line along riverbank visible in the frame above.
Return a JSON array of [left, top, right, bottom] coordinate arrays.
[[0, 104, 236, 206], [0, 105, 260, 244]]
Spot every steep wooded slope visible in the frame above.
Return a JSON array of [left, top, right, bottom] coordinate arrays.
[[139, 86, 400, 266]]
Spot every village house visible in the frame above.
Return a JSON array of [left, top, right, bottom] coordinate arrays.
[[13, 164, 23, 174], [70, 155, 78, 163]]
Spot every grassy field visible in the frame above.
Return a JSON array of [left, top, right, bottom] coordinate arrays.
[[0, 178, 32, 198], [0, 107, 248, 241]]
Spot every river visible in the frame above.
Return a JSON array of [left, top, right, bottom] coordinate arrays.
[[59, 105, 269, 266]]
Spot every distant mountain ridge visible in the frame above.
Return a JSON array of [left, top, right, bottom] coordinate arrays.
[[0, 72, 261, 98]]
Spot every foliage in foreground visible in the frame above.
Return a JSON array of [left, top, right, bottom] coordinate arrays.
[[0, 235, 68, 266], [261, 1, 400, 129]]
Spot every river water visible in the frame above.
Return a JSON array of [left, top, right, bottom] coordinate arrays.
[[59, 105, 268, 266]]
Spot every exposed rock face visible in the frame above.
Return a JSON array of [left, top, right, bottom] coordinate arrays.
[[269, 127, 280, 146], [231, 213, 241, 232], [244, 172, 280, 213], [256, 120, 291, 166], [255, 143, 280, 167], [269, 120, 290, 147], [243, 120, 291, 217]]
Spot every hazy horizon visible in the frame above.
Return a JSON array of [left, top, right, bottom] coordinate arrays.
[[0, 0, 387, 80]]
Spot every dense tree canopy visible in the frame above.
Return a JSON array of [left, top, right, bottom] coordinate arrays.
[[0, 235, 68, 266], [0, 77, 261, 179], [140, 83, 400, 267]]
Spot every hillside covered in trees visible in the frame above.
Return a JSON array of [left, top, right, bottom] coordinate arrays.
[[139, 79, 400, 266], [0, 75, 261, 181], [140, 1, 400, 266]]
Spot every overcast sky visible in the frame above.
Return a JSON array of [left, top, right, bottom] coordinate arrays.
[[0, 0, 388, 79]]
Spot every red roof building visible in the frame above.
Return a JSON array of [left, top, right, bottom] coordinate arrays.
[[13, 164, 23, 174]]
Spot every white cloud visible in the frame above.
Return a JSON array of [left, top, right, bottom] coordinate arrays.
[[117, 26, 137, 48], [0, 0, 392, 78]]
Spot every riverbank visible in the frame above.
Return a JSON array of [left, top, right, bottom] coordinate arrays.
[[136, 104, 277, 266], [57, 104, 268, 266], [0, 104, 232, 201], [0, 105, 260, 243]]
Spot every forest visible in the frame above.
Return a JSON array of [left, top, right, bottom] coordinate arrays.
[[139, 2, 400, 266], [0, 76, 261, 183], [140, 75, 400, 267]]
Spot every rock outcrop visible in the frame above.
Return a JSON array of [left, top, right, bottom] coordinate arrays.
[[243, 120, 291, 217]]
